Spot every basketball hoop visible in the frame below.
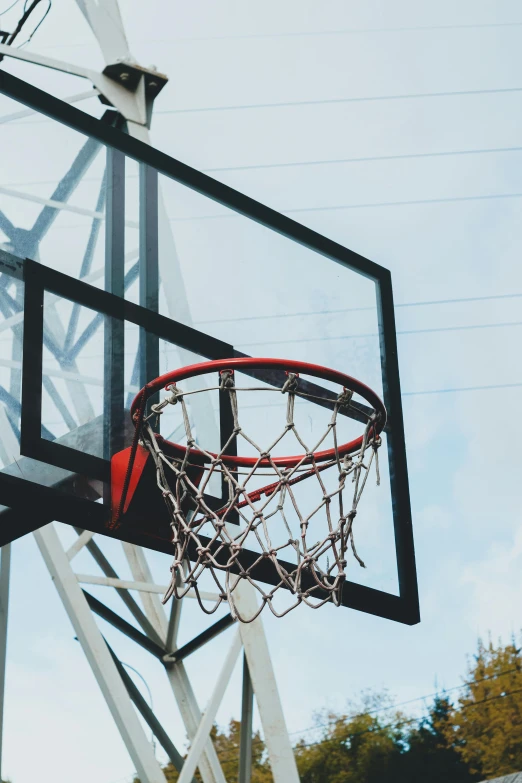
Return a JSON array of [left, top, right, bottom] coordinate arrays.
[[110, 357, 386, 623]]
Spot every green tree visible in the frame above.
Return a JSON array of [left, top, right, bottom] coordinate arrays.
[[402, 696, 477, 783], [446, 636, 522, 779], [295, 692, 406, 783], [135, 721, 272, 783]]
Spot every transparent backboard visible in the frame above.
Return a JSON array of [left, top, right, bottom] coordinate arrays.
[[0, 71, 418, 623]]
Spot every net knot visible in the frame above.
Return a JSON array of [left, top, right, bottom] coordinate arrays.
[[340, 454, 353, 474], [163, 383, 183, 406], [338, 387, 354, 408], [219, 369, 235, 389], [281, 372, 299, 393]]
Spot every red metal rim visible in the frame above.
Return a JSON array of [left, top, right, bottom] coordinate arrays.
[[131, 357, 386, 468]]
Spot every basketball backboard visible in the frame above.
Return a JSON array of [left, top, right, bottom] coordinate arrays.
[[0, 69, 418, 624]]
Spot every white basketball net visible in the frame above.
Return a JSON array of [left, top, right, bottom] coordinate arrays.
[[140, 370, 382, 623]]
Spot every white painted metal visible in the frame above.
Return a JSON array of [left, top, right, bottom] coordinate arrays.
[[0, 44, 149, 126], [0, 407, 20, 467], [0, 408, 18, 778], [166, 592, 183, 652], [38, 300, 95, 425], [75, 0, 132, 64], [177, 630, 242, 783], [0, 186, 105, 219], [122, 544, 228, 783], [122, 543, 168, 641], [0, 90, 98, 124], [0, 187, 139, 227], [74, 573, 219, 602], [165, 662, 228, 783], [0, 312, 24, 336], [234, 583, 301, 783], [34, 523, 167, 783], [0, 543, 11, 781], [0, 42, 92, 79], [0, 358, 138, 394], [66, 530, 95, 561]]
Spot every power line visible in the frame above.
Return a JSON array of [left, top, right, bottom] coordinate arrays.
[[29, 20, 522, 50], [283, 191, 522, 215], [228, 381, 522, 409], [203, 145, 522, 173], [4, 144, 522, 182], [204, 665, 522, 764], [294, 686, 522, 751], [237, 319, 522, 350], [0, 0, 22, 16], [206, 681, 522, 764], [195, 291, 522, 326], [167, 191, 522, 223], [145, 21, 522, 44], [157, 86, 522, 115], [289, 666, 522, 738], [402, 382, 522, 397]]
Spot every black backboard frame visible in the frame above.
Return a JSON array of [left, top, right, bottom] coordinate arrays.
[[0, 70, 419, 625]]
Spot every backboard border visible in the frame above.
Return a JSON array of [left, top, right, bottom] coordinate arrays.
[[0, 71, 419, 625]]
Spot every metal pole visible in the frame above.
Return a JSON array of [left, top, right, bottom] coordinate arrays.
[[235, 583, 300, 783], [0, 544, 10, 782], [177, 630, 242, 783], [105, 639, 191, 778], [34, 523, 166, 783], [122, 543, 227, 783], [104, 145, 125, 459], [139, 163, 159, 393], [239, 653, 254, 783]]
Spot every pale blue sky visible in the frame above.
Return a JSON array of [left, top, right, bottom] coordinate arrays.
[[1, 2, 522, 782]]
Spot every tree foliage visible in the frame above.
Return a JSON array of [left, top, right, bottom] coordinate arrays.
[[294, 691, 478, 783], [294, 692, 406, 783], [403, 696, 478, 783], [135, 721, 273, 783], [133, 634, 522, 783], [445, 636, 522, 780]]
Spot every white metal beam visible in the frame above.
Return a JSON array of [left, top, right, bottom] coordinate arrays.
[[122, 543, 168, 641], [0, 90, 99, 125], [0, 45, 148, 126], [0, 544, 11, 782], [0, 407, 19, 779], [121, 543, 228, 783], [0, 43, 92, 80], [234, 583, 300, 783], [74, 0, 132, 65], [0, 357, 138, 395], [66, 530, 95, 561], [74, 573, 219, 602], [0, 186, 138, 226], [177, 630, 242, 783], [34, 523, 167, 783]]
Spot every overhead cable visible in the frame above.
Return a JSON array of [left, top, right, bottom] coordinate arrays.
[[157, 86, 522, 115]]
